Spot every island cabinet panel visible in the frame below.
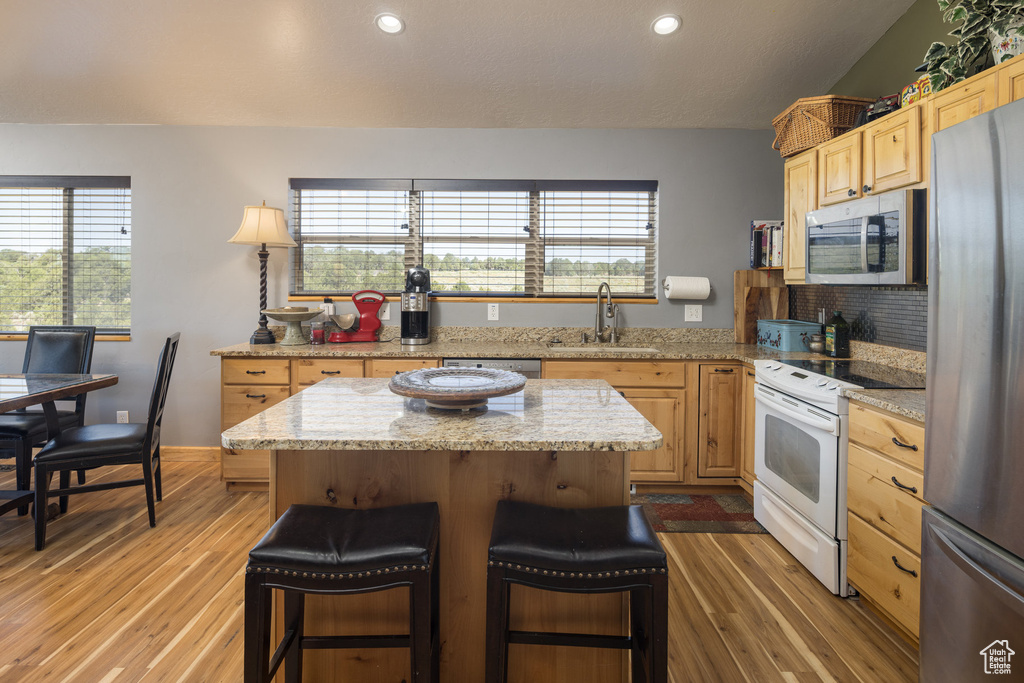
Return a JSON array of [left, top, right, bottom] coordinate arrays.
[[696, 364, 742, 478], [542, 360, 692, 483], [846, 400, 926, 642], [364, 357, 440, 377], [270, 448, 630, 683]]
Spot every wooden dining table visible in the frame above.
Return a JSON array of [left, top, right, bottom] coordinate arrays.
[[0, 373, 118, 516]]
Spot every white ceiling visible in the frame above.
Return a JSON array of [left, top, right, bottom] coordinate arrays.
[[0, 0, 915, 129]]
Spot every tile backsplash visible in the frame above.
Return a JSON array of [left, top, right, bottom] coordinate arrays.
[[789, 285, 928, 352]]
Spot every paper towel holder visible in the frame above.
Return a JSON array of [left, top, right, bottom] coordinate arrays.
[[662, 276, 712, 299]]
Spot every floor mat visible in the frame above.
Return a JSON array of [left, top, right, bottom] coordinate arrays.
[[630, 493, 767, 534]]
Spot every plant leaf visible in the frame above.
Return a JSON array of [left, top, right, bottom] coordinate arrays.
[[949, 5, 970, 22], [938, 0, 952, 11], [924, 41, 950, 62]]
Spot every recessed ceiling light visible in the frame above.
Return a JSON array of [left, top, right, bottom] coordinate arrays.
[[375, 13, 405, 34], [652, 14, 681, 36]]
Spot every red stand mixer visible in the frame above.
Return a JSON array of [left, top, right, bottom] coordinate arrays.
[[328, 290, 386, 343]]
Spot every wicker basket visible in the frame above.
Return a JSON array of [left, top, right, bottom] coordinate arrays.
[[771, 95, 874, 158]]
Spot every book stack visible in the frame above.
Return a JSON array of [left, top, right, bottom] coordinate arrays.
[[750, 220, 784, 268]]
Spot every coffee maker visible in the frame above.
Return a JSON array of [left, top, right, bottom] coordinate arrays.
[[401, 266, 431, 345]]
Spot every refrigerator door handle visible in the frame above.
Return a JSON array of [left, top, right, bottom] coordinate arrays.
[[932, 525, 1024, 618]]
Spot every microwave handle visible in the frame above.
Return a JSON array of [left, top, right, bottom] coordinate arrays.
[[860, 216, 869, 273]]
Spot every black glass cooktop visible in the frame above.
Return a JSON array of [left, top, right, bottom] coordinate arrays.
[[777, 359, 926, 390]]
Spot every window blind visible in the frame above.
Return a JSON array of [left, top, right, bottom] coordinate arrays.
[[0, 177, 132, 333], [289, 178, 657, 298]]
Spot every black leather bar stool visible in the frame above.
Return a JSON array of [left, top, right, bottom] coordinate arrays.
[[486, 500, 668, 683], [244, 502, 440, 683]]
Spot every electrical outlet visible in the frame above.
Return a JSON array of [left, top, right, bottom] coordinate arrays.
[[487, 303, 499, 321], [684, 304, 703, 322], [379, 303, 390, 320], [116, 410, 129, 423]]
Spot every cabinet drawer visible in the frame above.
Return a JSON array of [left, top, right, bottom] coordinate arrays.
[[848, 512, 921, 638], [221, 385, 291, 428], [293, 359, 364, 385], [222, 358, 291, 385], [543, 360, 687, 387], [848, 443, 926, 553], [848, 402, 924, 469], [221, 449, 269, 482], [365, 358, 440, 378]]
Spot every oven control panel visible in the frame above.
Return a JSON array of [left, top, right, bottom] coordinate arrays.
[[754, 360, 861, 409]]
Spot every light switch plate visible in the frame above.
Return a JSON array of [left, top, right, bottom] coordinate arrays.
[[379, 303, 390, 320], [684, 304, 702, 322], [487, 303, 499, 321]]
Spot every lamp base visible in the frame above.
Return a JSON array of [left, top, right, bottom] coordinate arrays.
[[250, 327, 276, 345]]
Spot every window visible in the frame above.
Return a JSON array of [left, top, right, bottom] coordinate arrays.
[[0, 176, 131, 334], [289, 179, 657, 298]]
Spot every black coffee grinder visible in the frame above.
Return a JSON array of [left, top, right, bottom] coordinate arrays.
[[401, 266, 431, 345]]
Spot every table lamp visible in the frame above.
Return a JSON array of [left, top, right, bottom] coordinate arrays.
[[228, 201, 297, 344]]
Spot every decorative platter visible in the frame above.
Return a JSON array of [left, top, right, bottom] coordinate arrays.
[[388, 367, 526, 410]]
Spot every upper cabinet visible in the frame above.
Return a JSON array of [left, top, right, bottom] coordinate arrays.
[[783, 149, 817, 285], [998, 57, 1024, 105], [818, 103, 925, 207], [930, 73, 998, 132]]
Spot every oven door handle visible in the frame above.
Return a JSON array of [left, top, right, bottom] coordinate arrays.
[[756, 389, 839, 436]]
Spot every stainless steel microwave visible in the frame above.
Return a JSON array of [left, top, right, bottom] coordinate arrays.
[[805, 189, 926, 285]]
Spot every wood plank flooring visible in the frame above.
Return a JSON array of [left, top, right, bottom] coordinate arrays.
[[0, 462, 917, 682]]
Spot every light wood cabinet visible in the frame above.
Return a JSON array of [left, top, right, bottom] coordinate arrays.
[[220, 359, 292, 488], [739, 365, 756, 486], [846, 401, 926, 641], [365, 358, 440, 377], [219, 355, 441, 488], [783, 150, 817, 284], [817, 104, 924, 208], [998, 56, 1024, 105], [543, 360, 694, 484], [697, 363, 742, 478], [817, 132, 862, 205], [931, 72, 998, 132], [862, 105, 923, 195]]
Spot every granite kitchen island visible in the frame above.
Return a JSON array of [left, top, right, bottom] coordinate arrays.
[[222, 377, 662, 683]]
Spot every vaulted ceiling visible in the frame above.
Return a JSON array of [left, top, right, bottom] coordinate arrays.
[[0, 0, 916, 129]]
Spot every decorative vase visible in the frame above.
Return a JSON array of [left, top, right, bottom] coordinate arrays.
[[990, 19, 1024, 64]]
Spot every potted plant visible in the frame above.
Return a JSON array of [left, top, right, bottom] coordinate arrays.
[[923, 0, 1024, 92]]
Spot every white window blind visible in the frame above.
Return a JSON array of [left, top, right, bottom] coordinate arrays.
[[289, 179, 657, 298], [0, 177, 132, 333]]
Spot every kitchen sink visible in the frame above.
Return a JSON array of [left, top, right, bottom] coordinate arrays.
[[547, 345, 660, 353]]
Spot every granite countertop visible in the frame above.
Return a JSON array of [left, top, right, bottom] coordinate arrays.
[[844, 389, 926, 422], [221, 377, 664, 452], [210, 339, 818, 364]]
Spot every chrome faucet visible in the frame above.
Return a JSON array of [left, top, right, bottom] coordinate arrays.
[[595, 282, 618, 343]]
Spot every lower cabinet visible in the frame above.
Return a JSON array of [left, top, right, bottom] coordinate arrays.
[[617, 387, 684, 482], [846, 400, 926, 641], [696, 363, 742, 478], [219, 356, 439, 488], [739, 364, 756, 486]]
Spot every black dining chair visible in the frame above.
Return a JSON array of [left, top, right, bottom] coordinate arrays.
[[0, 326, 96, 515], [32, 333, 180, 550]]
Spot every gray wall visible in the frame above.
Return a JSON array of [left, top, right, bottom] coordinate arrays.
[[0, 125, 782, 446]]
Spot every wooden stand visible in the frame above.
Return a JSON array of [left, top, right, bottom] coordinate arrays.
[[733, 270, 788, 344]]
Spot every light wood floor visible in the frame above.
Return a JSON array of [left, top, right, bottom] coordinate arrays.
[[0, 462, 917, 682]]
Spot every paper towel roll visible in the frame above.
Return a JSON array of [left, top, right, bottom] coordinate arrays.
[[662, 276, 711, 300]]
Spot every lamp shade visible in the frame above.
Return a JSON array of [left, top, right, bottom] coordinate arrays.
[[228, 202, 297, 247]]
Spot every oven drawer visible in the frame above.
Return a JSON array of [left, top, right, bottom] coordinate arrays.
[[848, 512, 921, 638], [848, 443, 926, 554], [848, 402, 925, 469]]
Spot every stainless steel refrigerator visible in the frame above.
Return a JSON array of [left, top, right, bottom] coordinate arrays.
[[922, 98, 1024, 682]]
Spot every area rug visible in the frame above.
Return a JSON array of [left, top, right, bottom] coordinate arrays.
[[630, 493, 767, 534]]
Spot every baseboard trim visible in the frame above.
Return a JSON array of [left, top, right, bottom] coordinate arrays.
[[162, 447, 220, 463]]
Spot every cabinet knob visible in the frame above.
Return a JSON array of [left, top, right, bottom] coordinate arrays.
[[862, 184, 872, 193], [847, 189, 856, 197]]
